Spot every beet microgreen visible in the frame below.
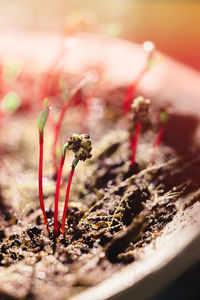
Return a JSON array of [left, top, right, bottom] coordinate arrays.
[[39, 45, 66, 102], [37, 99, 51, 229], [53, 134, 92, 237], [52, 74, 94, 174], [130, 96, 150, 166], [123, 41, 155, 116], [153, 106, 169, 148]]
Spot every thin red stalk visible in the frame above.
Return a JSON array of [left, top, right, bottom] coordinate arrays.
[[61, 166, 75, 234], [52, 76, 93, 172], [153, 124, 166, 148], [38, 133, 48, 229], [130, 122, 141, 166], [123, 66, 148, 115], [39, 47, 66, 103], [53, 154, 65, 237], [52, 101, 72, 173]]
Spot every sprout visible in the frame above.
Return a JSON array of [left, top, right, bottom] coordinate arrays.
[[54, 134, 92, 237], [143, 41, 156, 67], [52, 75, 94, 174], [130, 97, 151, 166], [153, 106, 169, 149], [123, 41, 157, 115], [37, 99, 51, 133], [37, 99, 51, 229]]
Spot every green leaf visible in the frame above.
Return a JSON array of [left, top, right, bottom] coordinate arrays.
[[2, 92, 21, 112], [160, 110, 169, 123], [37, 99, 50, 133], [62, 142, 69, 157], [148, 55, 165, 69], [72, 159, 79, 168]]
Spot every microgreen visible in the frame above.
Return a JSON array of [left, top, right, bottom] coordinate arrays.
[[52, 74, 95, 174], [37, 99, 50, 133], [130, 96, 150, 166], [39, 44, 66, 102], [153, 106, 169, 149], [37, 99, 51, 229], [53, 134, 92, 237], [123, 41, 157, 115]]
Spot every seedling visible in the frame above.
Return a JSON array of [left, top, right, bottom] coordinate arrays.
[[39, 45, 66, 102], [153, 106, 169, 148], [52, 74, 95, 173], [151, 106, 169, 164], [53, 134, 92, 237], [123, 41, 155, 115], [130, 96, 150, 166], [37, 99, 51, 229], [39, 35, 77, 102]]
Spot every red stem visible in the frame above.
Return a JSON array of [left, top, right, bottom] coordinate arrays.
[[61, 166, 75, 234], [151, 124, 166, 165], [130, 122, 141, 166], [38, 133, 48, 229], [153, 124, 166, 148], [52, 101, 71, 173], [123, 66, 148, 115], [80, 87, 95, 133], [39, 46, 66, 102], [53, 154, 65, 237]]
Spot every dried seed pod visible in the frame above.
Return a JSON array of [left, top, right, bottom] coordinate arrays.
[[66, 133, 92, 161], [129, 97, 151, 166], [131, 96, 151, 124]]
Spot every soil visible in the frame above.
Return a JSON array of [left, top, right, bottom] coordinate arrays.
[[1, 69, 200, 300]]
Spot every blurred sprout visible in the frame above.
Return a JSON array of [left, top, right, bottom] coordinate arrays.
[[160, 110, 169, 123], [59, 75, 69, 102], [2, 92, 21, 112], [148, 55, 165, 68], [103, 22, 123, 37], [4, 62, 22, 78], [143, 41, 165, 68]]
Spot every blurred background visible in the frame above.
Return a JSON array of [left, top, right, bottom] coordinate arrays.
[[0, 0, 199, 70]]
